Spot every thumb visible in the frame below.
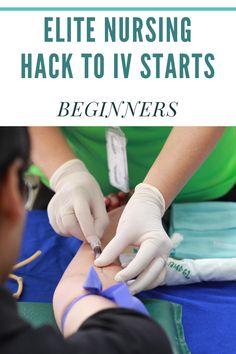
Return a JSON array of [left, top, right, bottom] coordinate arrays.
[[95, 233, 128, 267]]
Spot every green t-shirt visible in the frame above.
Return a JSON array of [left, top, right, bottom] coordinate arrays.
[[29, 127, 236, 202]]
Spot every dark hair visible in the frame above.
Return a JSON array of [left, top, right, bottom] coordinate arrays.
[[0, 127, 30, 190]]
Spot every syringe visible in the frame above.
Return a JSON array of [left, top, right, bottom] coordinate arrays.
[[88, 236, 102, 259]]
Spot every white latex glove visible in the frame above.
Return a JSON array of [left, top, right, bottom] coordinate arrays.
[[95, 183, 173, 294], [48, 159, 109, 245]]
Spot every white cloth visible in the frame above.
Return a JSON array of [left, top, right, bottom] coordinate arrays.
[[48, 159, 109, 245], [165, 257, 236, 285], [119, 253, 236, 286], [95, 183, 173, 295]]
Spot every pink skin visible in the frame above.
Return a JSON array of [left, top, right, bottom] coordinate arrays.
[[53, 206, 125, 337]]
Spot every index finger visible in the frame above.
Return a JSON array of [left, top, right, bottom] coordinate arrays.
[[94, 233, 128, 267]]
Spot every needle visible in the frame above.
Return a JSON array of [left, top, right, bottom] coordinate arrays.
[[88, 236, 102, 259], [93, 246, 102, 259]]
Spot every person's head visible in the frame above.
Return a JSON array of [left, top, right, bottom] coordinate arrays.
[[0, 127, 30, 284]]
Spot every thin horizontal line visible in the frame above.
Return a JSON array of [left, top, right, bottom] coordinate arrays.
[[0, 7, 236, 11]]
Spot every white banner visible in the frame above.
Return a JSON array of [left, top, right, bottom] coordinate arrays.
[[0, 7, 236, 125]]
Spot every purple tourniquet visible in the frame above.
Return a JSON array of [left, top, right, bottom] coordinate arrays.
[[61, 266, 149, 333]]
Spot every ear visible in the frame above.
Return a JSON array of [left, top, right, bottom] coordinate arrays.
[[0, 160, 24, 223]]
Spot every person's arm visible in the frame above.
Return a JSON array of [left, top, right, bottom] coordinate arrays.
[[29, 127, 76, 178], [53, 208, 173, 354], [53, 210, 122, 337], [95, 127, 225, 294], [53, 245, 119, 337], [144, 127, 225, 207]]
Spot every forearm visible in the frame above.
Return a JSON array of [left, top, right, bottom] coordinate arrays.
[[29, 127, 76, 178], [53, 212, 122, 336], [144, 127, 225, 207]]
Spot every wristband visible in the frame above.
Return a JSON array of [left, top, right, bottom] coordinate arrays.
[[61, 266, 149, 333]]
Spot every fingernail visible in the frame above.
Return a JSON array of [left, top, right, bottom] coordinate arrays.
[[87, 235, 101, 247], [115, 274, 123, 282], [94, 257, 102, 266]]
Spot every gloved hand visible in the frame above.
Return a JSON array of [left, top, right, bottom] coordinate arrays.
[[95, 183, 173, 294], [48, 159, 109, 245]]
